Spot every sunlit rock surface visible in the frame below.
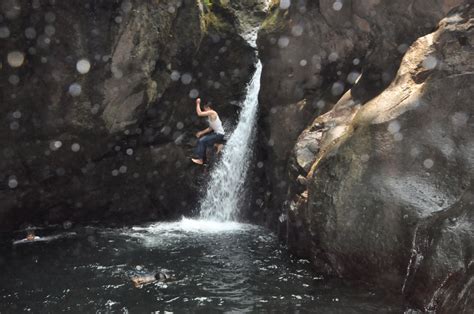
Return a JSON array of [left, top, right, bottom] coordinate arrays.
[[0, 0, 258, 230], [256, 0, 470, 222], [258, 3, 473, 312]]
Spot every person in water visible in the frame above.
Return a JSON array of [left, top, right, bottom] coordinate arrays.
[[191, 98, 225, 165], [26, 229, 39, 241], [13, 229, 41, 245], [131, 271, 175, 288]]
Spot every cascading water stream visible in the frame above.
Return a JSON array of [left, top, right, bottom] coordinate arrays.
[[199, 30, 262, 221]]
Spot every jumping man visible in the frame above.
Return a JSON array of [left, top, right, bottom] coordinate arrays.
[[191, 98, 225, 165]]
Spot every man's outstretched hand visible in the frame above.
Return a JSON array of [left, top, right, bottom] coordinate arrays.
[[196, 98, 201, 105]]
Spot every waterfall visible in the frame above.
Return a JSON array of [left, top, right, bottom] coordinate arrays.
[[199, 30, 262, 221]]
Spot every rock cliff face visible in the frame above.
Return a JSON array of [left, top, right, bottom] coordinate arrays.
[[256, 0, 468, 224], [257, 1, 473, 312], [0, 0, 259, 231]]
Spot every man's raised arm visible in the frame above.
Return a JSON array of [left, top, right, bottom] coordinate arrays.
[[195, 98, 212, 117]]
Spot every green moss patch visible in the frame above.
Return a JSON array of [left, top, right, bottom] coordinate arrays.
[[200, 0, 232, 33], [261, 6, 286, 33]]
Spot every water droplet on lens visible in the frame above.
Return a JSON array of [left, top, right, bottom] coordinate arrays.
[[387, 121, 401, 134], [280, 0, 291, 10], [328, 52, 339, 62], [181, 73, 192, 85], [170, 70, 180, 81], [25, 27, 37, 39], [423, 159, 434, 169], [7, 51, 25, 68], [8, 177, 18, 189], [394, 133, 403, 141], [10, 121, 19, 130], [451, 112, 468, 127], [422, 56, 437, 70], [121, 0, 132, 13], [331, 81, 344, 96], [76, 59, 91, 74], [45, 12, 56, 23], [291, 25, 303, 37], [69, 83, 82, 96], [333, 1, 343, 11], [347, 71, 361, 84], [277, 36, 290, 48], [9, 75, 20, 85], [50, 140, 62, 150], [45, 25, 55, 36], [0, 26, 10, 38], [410, 147, 420, 157], [189, 89, 199, 99]]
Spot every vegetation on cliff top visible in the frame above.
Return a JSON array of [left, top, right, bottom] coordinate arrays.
[[200, 0, 232, 33], [260, 5, 286, 33]]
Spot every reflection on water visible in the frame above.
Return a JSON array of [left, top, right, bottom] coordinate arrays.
[[0, 219, 403, 313]]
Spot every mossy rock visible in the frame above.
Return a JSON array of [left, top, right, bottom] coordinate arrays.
[[199, 0, 234, 33], [260, 5, 286, 33]]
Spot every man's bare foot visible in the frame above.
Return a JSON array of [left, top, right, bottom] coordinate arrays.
[[215, 144, 224, 154], [191, 158, 204, 165]]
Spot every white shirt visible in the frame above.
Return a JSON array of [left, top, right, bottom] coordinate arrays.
[[208, 115, 225, 135]]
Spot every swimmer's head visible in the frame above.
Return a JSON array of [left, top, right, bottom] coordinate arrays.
[[26, 230, 35, 241]]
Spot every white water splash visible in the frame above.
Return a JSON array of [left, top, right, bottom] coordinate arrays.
[[121, 218, 256, 247], [199, 31, 262, 221], [130, 218, 249, 234]]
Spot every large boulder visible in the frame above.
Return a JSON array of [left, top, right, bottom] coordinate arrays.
[[285, 4, 473, 312], [255, 0, 469, 223], [0, 0, 258, 231]]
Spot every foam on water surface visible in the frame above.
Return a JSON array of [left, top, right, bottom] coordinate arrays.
[[129, 218, 253, 234]]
